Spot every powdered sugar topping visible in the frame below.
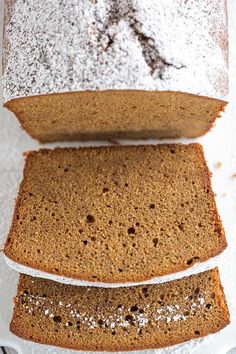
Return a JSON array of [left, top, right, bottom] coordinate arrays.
[[2, 0, 228, 103], [18, 286, 212, 334]]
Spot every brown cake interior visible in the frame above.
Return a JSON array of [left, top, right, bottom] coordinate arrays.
[[4, 144, 226, 283], [5, 90, 227, 142]]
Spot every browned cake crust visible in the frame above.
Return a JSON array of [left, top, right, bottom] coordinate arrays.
[[4, 144, 227, 284], [10, 269, 230, 351]]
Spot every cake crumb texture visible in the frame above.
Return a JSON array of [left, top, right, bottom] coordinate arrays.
[[4, 144, 227, 284], [10, 269, 230, 351]]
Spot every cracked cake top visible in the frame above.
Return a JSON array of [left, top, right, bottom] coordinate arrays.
[[2, 0, 228, 103]]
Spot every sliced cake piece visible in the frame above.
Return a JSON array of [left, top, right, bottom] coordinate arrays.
[[11, 269, 229, 351], [4, 144, 226, 284]]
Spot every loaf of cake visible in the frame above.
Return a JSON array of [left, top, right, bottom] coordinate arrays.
[[2, 0, 228, 142], [10, 269, 229, 351], [4, 144, 226, 285]]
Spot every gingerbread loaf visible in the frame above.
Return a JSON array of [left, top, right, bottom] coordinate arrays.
[[4, 144, 226, 285], [2, 0, 228, 142], [10, 269, 229, 351]]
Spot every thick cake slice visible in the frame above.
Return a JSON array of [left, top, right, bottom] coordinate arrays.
[[11, 269, 229, 351], [4, 144, 226, 284], [3, 0, 228, 142]]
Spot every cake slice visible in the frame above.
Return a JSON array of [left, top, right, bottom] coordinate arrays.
[[4, 144, 226, 284], [10, 269, 229, 351]]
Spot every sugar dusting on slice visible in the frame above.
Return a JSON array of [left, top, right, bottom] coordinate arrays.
[[17, 285, 212, 335]]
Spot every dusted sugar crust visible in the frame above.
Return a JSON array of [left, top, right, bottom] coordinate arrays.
[[2, 0, 228, 103]]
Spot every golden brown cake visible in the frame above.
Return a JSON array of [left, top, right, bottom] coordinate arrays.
[[2, 0, 228, 142], [4, 144, 226, 285], [10, 269, 229, 351]]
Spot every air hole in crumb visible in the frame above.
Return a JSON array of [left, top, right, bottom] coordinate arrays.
[[91, 237, 96, 241], [103, 187, 109, 193], [184, 311, 190, 316], [139, 309, 144, 314], [23, 290, 29, 295], [194, 287, 200, 294], [125, 315, 134, 322], [178, 223, 184, 231], [132, 243, 136, 247], [79, 229, 83, 234], [130, 305, 138, 312], [98, 319, 104, 327], [54, 268, 59, 272], [83, 240, 88, 245], [29, 193, 33, 196], [112, 331, 116, 335], [67, 321, 73, 327], [53, 315, 62, 323], [149, 204, 155, 209], [117, 304, 123, 309], [86, 215, 95, 223], [92, 275, 97, 279], [64, 168, 69, 172], [118, 268, 123, 273], [152, 238, 159, 247], [128, 227, 135, 235], [108, 220, 113, 225], [76, 321, 80, 329], [142, 287, 148, 294], [211, 293, 215, 299], [187, 257, 199, 265], [170, 149, 175, 154], [125, 183, 129, 187], [136, 222, 140, 226], [206, 304, 212, 309], [195, 330, 200, 335]]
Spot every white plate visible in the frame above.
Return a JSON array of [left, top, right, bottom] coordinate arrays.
[[1, 0, 236, 353]]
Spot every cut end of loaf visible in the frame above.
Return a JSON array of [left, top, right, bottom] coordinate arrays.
[[5, 90, 227, 142], [4, 144, 227, 284], [10, 269, 229, 352]]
